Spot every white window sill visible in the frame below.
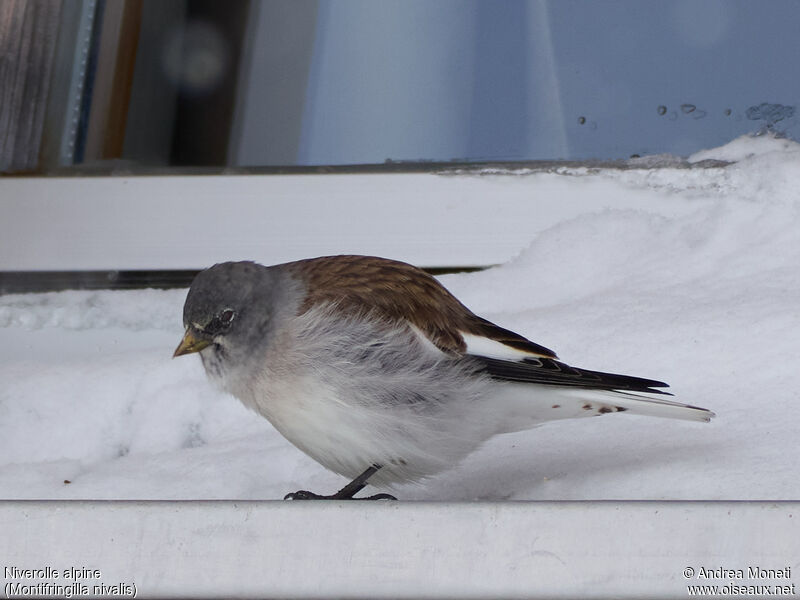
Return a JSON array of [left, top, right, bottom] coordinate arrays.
[[4, 500, 797, 599]]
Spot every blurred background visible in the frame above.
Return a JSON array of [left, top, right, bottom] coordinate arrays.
[[2, 0, 799, 174]]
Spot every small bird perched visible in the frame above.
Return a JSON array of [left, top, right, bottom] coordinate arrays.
[[174, 255, 713, 500]]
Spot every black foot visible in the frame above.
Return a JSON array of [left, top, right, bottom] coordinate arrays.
[[284, 490, 396, 501], [357, 492, 397, 501], [283, 490, 327, 500], [282, 464, 397, 501]]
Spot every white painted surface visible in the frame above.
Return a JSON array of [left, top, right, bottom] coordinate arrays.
[[0, 171, 698, 271], [2, 501, 798, 599]]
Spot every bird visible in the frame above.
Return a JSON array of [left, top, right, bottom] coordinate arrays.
[[174, 255, 713, 500]]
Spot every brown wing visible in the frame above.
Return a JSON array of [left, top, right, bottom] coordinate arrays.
[[284, 255, 557, 358]]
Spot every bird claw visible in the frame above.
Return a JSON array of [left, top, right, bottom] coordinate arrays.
[[284, 490, 324, 500], [283, 490, 397, 501], [356, 492, 397, 500], [283, 465, 397, 500]]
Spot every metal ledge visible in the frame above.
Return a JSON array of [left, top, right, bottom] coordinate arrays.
[[2, 501, 798, 599]]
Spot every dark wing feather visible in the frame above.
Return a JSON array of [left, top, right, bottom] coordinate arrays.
[[474, 355, 672, 395]]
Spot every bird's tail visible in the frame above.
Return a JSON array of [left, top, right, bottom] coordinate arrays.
[[556, 388, 715, 422], [491, 384, 714, 434]]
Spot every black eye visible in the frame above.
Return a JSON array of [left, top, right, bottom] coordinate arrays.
[[219, 309, 236, 324]]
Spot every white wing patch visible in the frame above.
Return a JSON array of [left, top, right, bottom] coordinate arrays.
[[461, 333, 546, 361], [408, 323, 450, 356]]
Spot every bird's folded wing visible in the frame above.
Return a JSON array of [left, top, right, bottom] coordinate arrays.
[[472, 355, 672, 395], [289, 254, 558, 357]]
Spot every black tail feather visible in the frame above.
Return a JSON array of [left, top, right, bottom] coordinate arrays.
[[472, 355, 672, 395]]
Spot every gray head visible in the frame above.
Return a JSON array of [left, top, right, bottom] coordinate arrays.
[[174, 261, 284, 365]]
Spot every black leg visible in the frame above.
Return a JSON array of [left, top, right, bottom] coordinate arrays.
[[284, 464, 397, 501]]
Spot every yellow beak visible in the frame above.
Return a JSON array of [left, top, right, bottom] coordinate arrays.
[[173, 328, 212, 357]]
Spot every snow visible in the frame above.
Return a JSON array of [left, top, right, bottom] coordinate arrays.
[[2, 134, 799, 501], [688, 131, 799, 163]]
